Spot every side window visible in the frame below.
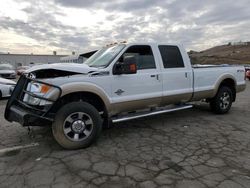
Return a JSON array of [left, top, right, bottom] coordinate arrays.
[[158, 45, 184, 68], [120, 45, 156, 70]]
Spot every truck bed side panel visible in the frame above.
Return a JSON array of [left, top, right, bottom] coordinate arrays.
[[192, 66, 245, 101]]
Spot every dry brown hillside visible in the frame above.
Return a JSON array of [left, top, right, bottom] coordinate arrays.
[[189, 42, 250, 65]]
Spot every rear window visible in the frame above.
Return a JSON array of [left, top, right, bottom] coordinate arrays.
[[158, 45, 184, 68]]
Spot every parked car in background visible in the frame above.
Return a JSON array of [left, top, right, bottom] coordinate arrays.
[[0, 64, 16, 79], [245, 66, 250, 80], [16, 66, 30, 75], [246, 71, 250, 80], [0, 77, 16, 99]]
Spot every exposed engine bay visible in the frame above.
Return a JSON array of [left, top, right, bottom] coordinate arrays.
[[29, 69, 81, 79]]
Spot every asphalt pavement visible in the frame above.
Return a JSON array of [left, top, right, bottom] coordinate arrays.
[[0, 82, 250, 188]]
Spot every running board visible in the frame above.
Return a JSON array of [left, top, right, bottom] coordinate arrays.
[[112, 104, 193, 123]]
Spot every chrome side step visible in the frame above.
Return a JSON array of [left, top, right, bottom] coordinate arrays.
[[112, 104, 193, 123]]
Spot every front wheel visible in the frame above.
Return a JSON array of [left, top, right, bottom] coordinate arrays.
[[52, 102, 102, 149], [210, 86, 233, 114]]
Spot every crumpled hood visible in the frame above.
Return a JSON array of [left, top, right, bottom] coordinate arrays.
[[26, 63, 98, 74]]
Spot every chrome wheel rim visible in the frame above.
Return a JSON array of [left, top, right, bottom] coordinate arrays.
[[219, 92, 230, 110], [63, 112, 93, 141]]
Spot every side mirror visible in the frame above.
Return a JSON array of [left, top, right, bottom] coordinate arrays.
[[113, 56, 137, 75]]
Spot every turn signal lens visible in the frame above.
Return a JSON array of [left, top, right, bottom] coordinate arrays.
[[40, 84, 51, 93]]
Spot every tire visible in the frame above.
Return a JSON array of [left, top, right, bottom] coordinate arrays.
[[210, 86, 233, 114], [0, 91, 2, 99], [52, 102, 102, 149]]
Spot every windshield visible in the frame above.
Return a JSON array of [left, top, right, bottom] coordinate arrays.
[[85, 44, 125, 67], [0, 64, 14, 70]]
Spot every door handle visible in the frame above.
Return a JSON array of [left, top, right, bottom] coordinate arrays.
[[150, 74, 159, 80], [185, 72, 188, 78]]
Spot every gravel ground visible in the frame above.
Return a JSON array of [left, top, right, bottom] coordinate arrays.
[[0, 82, 249, 188]]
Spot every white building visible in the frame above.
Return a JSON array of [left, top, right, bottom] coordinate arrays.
[[0, 53, 67, 68], [60, 50, 97, 64]]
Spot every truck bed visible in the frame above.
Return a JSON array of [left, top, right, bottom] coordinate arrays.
[[191, 64, 246, 101]]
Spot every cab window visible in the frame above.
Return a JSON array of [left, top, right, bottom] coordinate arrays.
[[119, 45, 156, 70], [158, 45, 184, 68]]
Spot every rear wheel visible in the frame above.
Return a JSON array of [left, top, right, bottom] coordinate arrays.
[[52, 102, 102, 149], [210, 86, 233, 114]]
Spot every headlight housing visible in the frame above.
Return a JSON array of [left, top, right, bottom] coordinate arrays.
[[30, 82, 51, 94], [23, 81, 59, 106]]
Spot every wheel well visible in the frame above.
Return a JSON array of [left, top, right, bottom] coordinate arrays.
[[50, 92, 106, 115], [219, 78, 236, 101]]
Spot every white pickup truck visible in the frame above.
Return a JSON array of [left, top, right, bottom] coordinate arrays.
[[5, 42, 246, 149]]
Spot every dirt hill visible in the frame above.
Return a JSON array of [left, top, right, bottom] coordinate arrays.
[[189, 42, 250, 65]]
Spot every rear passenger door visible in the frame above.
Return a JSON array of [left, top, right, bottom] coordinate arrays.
[[158, 45, 193, 105], [111, 45, 162, 113]]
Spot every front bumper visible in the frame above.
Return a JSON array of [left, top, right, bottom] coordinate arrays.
[[7, 105, 53, 126], [5, 75, 61, 126]]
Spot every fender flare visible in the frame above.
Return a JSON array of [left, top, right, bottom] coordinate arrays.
[[60, 82, 112, 112], [212, 74, 236, 97]]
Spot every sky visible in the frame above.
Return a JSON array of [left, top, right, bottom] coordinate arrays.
[[0, 0, 250, 55]]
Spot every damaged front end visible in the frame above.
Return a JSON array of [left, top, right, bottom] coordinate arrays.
[[4, 74, 60, 126], [4, 68, 81, 126]]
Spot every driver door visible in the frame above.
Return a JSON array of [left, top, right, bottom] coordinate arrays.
[[111, 45, 163, 114]]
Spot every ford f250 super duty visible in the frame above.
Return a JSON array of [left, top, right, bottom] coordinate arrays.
[[5, 42, 246, 149]]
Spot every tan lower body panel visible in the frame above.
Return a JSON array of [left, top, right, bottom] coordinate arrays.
[[191, 90, 214, 101], [161, 92, 193, 106], [109, 83, 246, 116], [110, 93, 193, 116], [111, 97, 161, 115], [236, 84, 246, 93], [191, 84, 246, 102]]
